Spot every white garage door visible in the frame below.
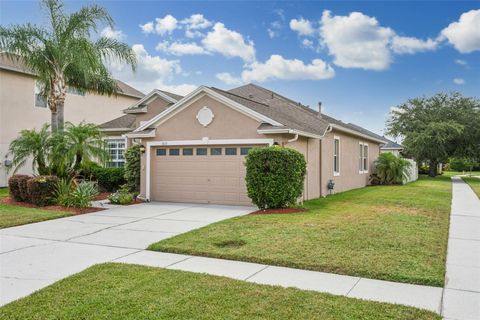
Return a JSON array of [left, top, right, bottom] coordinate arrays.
[[150, 145, 257, 205]]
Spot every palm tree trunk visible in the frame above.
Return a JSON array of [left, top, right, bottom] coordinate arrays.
[[51, 111, 58, 133], [57, 101, 64, 132]]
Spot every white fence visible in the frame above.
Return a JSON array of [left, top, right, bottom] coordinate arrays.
[[404, 159, 418, 184]]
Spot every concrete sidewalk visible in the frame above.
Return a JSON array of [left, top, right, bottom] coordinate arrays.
[[115, 250, 443, 313], [442, 177, 480, 320]]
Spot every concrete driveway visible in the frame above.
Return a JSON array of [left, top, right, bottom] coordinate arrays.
[[0, 202, 253, 306]]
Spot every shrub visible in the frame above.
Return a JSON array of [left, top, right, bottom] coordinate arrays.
[[449, 157, 478, 172], [108, 185, 134, 205], [245, 146, 306, 209], [373, 153, 411, 185], [8, 174, 31, 201], [69, 181, 99, 208], [80, 161, 125, 191], [27, 175, 59, 206], [55, 178, 74, 207], [124, 145, 141, 192]]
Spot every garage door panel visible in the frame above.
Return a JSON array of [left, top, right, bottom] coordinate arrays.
[[151, 146, 258, 205]]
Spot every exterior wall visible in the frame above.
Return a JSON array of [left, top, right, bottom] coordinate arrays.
[[136, 94, 322, 202], [133, 97, 173, 128], [320, 129, 381, 196], [0, 69, 140, 186]]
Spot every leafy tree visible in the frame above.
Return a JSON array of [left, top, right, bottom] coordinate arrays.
[[387, 92, 480, 177], [0, 0, 136, 132], [8, 124, 51, 175]]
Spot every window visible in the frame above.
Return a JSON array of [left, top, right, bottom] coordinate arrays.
[[225, 147, 237, 156], [156, 148, 166, 156], [333, 137, 340, 176], [196, 148, 207, 156], [211, 147, 222, 156], [169, 148, 180, 156], [34, 82, 47, 108], [240, 147, 252, 155], [183, 148, 193, 156], [359, 142, 369, 173], [106, 139, 126, 167]]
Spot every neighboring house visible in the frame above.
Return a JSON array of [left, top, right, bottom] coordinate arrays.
[[105, 83, 387, 205], [380, 138, 404, 156], [0, 55, 144, 186]]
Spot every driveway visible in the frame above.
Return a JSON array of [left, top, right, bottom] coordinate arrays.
[[0, 202, 253, 306]]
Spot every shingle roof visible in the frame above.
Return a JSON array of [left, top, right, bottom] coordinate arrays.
[[381, 138, 403, 150], [212, 84, 331, 136], [98, 114, 136, 130], [0, 53, 144, 98], [159, 90, 183, 101]]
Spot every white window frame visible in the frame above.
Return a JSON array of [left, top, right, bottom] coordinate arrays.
[[359, 142, 369, 174], [333, 136, 340, 176], [105, 137, 127, 167]]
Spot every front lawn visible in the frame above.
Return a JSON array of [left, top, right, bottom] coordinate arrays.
[[0, 263, 439, 320], [150, 176, 451, 286], [0, 188, 73, 229], [463, 177, 480, 198], [442, 170, 480, 177]]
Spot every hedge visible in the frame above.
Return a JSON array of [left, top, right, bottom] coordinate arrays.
[[124, 145, 141, 192], [27, 175, 59, 206], [8, 174, 31, 202], [81, 161, 125, 192], [245, 146, 306, 209]]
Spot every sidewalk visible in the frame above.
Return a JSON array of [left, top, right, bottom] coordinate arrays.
[[115, 250, 443, 313], [441, 177, 480, 320]]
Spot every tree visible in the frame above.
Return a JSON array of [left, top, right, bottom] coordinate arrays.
[[374, 153, 411, 185], [62, 122, 108, 171], [387, 92, 480, 177], [8, 124, 51, 175], [0, 0, 136, 132]]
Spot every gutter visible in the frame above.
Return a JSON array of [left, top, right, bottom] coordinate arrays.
[[329, 124, 387, 144], [257, 128, 324, 139]]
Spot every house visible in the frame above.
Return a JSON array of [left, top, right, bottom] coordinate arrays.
[[380, 138, 404, 156], [103, 83, 387, 205], [0, 55, 144, 186]]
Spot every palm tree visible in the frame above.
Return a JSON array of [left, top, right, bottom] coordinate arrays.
[[8, 124, 51, 175], [63, 122, 108, 171], [374, 153, 411, 185], [0, 0, 136, 132]]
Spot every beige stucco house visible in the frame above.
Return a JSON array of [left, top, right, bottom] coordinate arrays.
[[0, 55, 144, 186], [102, 83, 387, 206]]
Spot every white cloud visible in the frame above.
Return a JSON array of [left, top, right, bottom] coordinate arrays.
[[155, 14, 178, 35], [241, 54, 335, 82], [156, 41, 208, 56], [320, 10, 394, 70], [441, 9, 480, 53], [453, 78, 465, 85], [110, 44, 195, 95], [455, 59, 467, 65], [158, 83, 197, 96], [290, 18, 315, 36], [267, 28, 278, 39], [216, 72, 243, 85], [301, 38, 314, 49], [202, 22, 256, 62], [140, 22, 154, 34], [391, 36, 438, 54], [181, 14, 212, 30], [100, 27, 125, 40]]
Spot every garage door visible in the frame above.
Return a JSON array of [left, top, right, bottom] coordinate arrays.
[[150, 145, 258, 205]]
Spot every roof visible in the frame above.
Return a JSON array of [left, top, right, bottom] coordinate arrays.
[[381, 138, 404, 150], [0, 53, 144, 99], [98, 114, 136, 131], [124, 89, 183, 113], [159, 90, 183, 101]]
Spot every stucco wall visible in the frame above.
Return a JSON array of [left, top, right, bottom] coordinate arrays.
[[134, 97, 173, 127], [320, 129, 381, 196], [0, 69, 140, 186]]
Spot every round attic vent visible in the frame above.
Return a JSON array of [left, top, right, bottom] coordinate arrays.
[[196, 106, 215, 127]]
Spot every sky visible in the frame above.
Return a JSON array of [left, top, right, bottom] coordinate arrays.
[[1, 0, 479, 136]]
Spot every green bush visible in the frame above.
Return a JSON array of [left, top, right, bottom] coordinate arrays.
[[55, 178, 75, 207], [8, 174, 31, 202], [374, 153, 411, 185], [449, 157, 478, 172], [124, 145, 141, 192], [245, 146, 306, 209], [80, 161, 125, 192], [27, 175, 59, 206], [69, 181, 99, 208], [108, 185, 134, 205]]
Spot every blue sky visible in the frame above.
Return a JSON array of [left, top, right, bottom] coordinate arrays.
[[1, 1, 479, 135]]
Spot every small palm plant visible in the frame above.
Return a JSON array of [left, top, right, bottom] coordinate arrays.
[[374, 153, 411, 185]]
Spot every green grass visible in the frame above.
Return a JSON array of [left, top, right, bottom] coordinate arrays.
[[0, 263, 440, 320], [442, 170, 480, 177], [150, 176, 451, 287], [463, 177, 480, 198], [0, 188, 72, 229]]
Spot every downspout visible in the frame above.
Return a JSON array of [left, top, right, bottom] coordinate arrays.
[[287, 132, 299, 143], [319, 124, 332, 197]]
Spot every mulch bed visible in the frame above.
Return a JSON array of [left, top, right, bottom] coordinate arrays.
[[0, 197, 105, 214], [95, 192, 111, 201], [250, 207, 307, 215]]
